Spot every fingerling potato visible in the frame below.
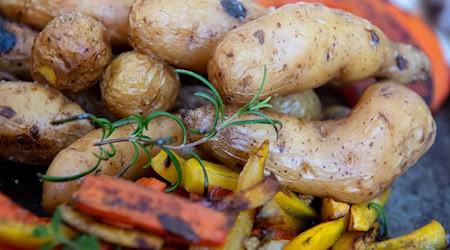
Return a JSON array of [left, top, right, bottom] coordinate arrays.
[[31, 13, 112, 92], [100, 51, 180, 118], [0, 17, 36, 81], [269, 90, 322, 120], [182, 82, 436, 203], [208, 2, 431, 104], [128, 0, 268, 72], [0, 81, 94, 165]]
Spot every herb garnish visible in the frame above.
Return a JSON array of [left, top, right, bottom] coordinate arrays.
[[33, 207, 100, 250], [38, 66, 281, 196], [368, 202, 389, 240]]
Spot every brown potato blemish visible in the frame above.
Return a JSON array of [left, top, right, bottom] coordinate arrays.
[[253, 29, 265, 45], [0, 106, 16, 118]]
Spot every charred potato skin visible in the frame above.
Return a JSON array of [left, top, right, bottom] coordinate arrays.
[[208, 2, 430, 104], [0, 18, 37, 80], [42, 116, 184, 212], [31, 13, 112, 92], [0, 81, 94, 165], [100, 51, 180, 118], [0, 0, 133, 49], [128, 0, 268, 72], [183, 82, 436, 203]]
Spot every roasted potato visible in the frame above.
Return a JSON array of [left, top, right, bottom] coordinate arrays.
[[208, 2, 431, 104], [42, 116, 184, 212], [31, 13, 112, 92], [0, 81, 94, 165], [0, 17, 36, 81], [182, 82, 436, 203], [100, 51, 180, 118], [269, 90, 322, 120], [0, 0, 133, 49], [128, 0, 268, 72]]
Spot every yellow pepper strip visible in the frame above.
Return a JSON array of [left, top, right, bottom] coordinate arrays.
[[321, 198, 350, 221], [348, 189, 391, 231], [183, 158, 239, 194], [219, 140, 270, 250], [366, 220, 449, 250], [331, 222, 379, 250], [283, 215, 349, 250], [0, 221, 76, 249], [274, 189, 318, 220], [256, 200, 306, 232], [150, 150, 186, 184]]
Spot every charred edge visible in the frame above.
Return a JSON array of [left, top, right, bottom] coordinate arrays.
[[135, 238, 158, 250], [157, 214, 200, 242], [395, 55, 408, 70], [370, 31, 380, 46], [0, 19, 16, 54], [29, 126, 40, 140], [221, 0, 247, 20], [253, 30, 265, 45], [0, 106, 16, 118], [163, 156, 172, 168]]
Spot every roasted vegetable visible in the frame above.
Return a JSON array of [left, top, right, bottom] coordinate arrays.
[[208, 2, 431, 104], [42, 116, 184, 212], [348, 189, 390, 231], [128, 0, 268, 72], [31, 13, 112, 92], [321, 198, 350, 221], [0, 81, 94, 165], [332, 223, 379, 250], [183, 158, 239, 195], [73, 175, 232, 247], [366, 220, 449, 250], [150, 149, 187, 185], [135, 177, 168, 191], [269, 90, 322, 120], [183, 82, 436, 203], [219, 140, 269, 250], [0, 0, 134, 49], [0, 18, 36, 80], [283, 215, 349, 250], [101, 51, 180, 118], [59, 204, 164, 249]]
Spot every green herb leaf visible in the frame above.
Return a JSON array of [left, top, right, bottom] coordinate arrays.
[[163, 148, 183, 192], [33, 224, 51, 238], [368, 202, 389, 240], [188, 150, 209, 197], [73, 235, 100, 249]]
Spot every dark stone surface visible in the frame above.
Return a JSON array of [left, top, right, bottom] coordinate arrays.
[[0, 101, 449, 237]]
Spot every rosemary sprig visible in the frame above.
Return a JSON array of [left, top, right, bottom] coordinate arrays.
[[39, 66, 281, 196], [368, 202, 389, 240]]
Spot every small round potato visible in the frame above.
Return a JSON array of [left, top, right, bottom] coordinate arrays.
[[269, 90, 322, 120], [31, 13, 112, 92], [128, 0, 268, 72], [0, 18, 37, 81], [0, 81, 94, 165], [100, 51, 180, 118]]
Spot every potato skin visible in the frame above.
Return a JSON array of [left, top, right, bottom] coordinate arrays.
[[100, 51, 180, 118], [0, 18, 36, 81], [182, 82, 436, 203], [0, 81, 94, 165], [269, 90, 321, 120], [42, 116, 184, 212], [0, 0, 133, 49], [208, 2, 431, 104], [31, 13, 112, 92], [128, 0, 268, 72]]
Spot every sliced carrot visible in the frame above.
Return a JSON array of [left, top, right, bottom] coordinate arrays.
[[135, 177, 167, 192], [72, 175, 232, 247], [268, 228, 298, 241], [0, 193, 48, 224]]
